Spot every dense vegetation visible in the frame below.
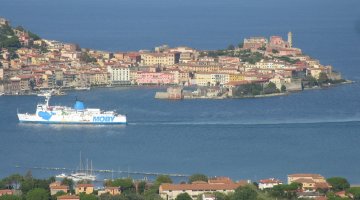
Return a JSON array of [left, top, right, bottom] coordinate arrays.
[[233, 82, 280, 97], [0, 25, 21, 52], [0, 173, 356, 200]]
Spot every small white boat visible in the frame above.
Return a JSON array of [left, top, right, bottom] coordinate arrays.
[[75, 86, 91, 91], [55, 173, 67, 179], [0, 92, 4, 96]]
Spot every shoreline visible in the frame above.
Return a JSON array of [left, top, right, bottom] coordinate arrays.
[[0, 79, 353, 98]]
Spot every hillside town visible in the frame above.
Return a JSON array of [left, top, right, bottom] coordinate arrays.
[[0, 17, 347, 98], [0, 172, 357, 200]]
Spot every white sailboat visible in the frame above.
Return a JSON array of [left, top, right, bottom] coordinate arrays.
[[56, 152, 96, 182]]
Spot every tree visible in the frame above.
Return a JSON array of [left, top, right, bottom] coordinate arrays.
[[155, 175, 172, 184], [188, 174, 208, 183], [61, 178, 74, 193], [137, 181, 146, 194], [231, 185, 258, 200], [213, 192, 230, 200], [238, 42, 244, 48], [303, 75, 318, 87], [269, 182, 300, 199], [257, 46, 266, 51], [175, 193, 192, 200], [326, 191, 351, 200], [318, 72, 329, 85], [51, 191, 66, 200], [0, 195, 21, 200], [81, 52, 97, 63], [263, 82, 278, 94], [281, 85, 286, 92], [79, 193, 98, 200], [227, 44, 235, 51], [327, 177, 350, 192], [26, 188, 49, 200], [105, 178, 134, 193], [124, 193, 144, 200], [99, 194, 126, 200], [272, 49, 279, 54], [347, 187, 360, 200]]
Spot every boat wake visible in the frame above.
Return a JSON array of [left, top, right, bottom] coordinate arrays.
[[129, 118, 360, 126]]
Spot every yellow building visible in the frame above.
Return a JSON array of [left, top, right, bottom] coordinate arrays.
[[287, 174, 331, 192], [194, 73, 212, 86], [160, 177, 247, 200], [141, 53, 178, 66], [75, 184, 94, 195], [229, 74, 245, 82]]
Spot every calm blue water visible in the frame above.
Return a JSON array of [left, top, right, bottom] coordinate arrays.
[[1, 0, 360, 183]]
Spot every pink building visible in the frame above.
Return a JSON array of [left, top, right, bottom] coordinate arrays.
[[269, 36, 289, 49], [0, 190, 13, 196], [136, 72, 175, 85]]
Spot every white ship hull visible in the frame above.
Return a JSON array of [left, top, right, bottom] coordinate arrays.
[[17, 94, 127, 124], [18, 113, 127, 124]]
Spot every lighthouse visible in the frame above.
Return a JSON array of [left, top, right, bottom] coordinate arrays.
[[288, 31, 293, 48]]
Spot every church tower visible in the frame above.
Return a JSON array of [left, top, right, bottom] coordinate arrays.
[[288, 31, 293, 48]]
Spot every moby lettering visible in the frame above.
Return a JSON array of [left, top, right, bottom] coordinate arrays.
[[93, 116, 115, 122]]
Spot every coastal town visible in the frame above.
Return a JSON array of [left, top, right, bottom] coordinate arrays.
[[0, 17, 348, 99], [0, 172, 357, 200]]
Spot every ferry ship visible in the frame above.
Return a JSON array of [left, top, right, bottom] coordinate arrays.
[[17, 94, 127, 124]]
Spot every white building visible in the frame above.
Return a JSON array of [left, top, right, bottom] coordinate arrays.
[[107, 66, 130, 84], [258, 178, 282, 190]]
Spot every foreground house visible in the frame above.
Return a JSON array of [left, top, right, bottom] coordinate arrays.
[[287, 174, 331, 192], [258, 178, 283, 190], [159, 177, 247, 200], [75, 184, 94, 195], [50, 181, 69, 195], [0, 189, 13, 196], [98, 187, 121, 196]]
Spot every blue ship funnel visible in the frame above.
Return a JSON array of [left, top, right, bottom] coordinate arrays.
[[74, 101, 85, 110]]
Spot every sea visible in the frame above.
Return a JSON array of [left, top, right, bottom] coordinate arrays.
[[1, 0, 360, 183]]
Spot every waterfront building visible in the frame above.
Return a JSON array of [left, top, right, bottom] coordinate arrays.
[[269, 74, 292, 90], [107, 66, 131, 84], [136, 72, 175, 85], [287, 174, 331, 192], [159, 177, 247, 200], [75, 184, 94, 195], [258, 178, 282, 190]]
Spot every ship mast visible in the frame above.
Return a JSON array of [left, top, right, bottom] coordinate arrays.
[[44, 93, 51, 108]]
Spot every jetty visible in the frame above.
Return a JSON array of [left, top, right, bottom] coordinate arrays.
[[15, 165, 189, 177]]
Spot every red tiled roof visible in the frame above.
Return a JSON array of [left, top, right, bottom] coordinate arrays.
[[288, 174, 323, 178], [160, 182, 245, 191], [0, 190, 13, 195], [259, 178, 282, 184], [51, 185, 69, 190]]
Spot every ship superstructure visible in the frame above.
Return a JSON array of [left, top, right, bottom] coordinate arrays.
[[18, 94, 127, 124]]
